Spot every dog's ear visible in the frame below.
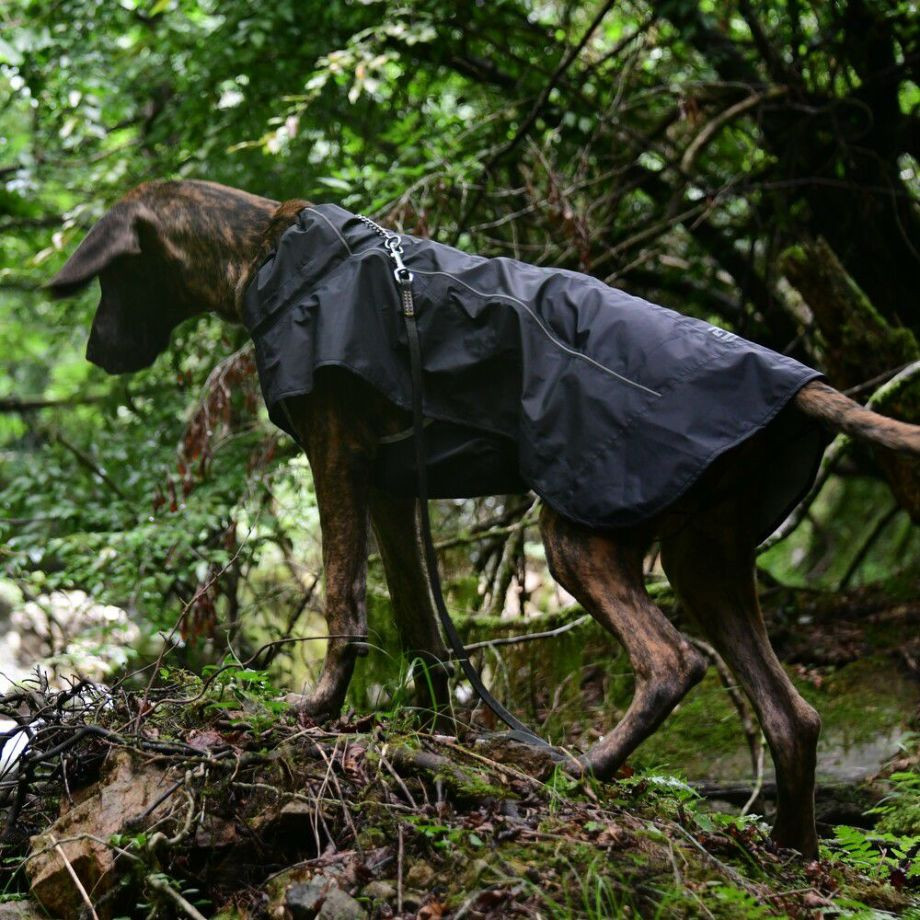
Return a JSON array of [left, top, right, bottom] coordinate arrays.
[[46, 202, 156, 298]]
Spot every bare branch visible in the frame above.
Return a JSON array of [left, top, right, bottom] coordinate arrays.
[[680, 86, 788, 173], [464, 614, 590, 652]]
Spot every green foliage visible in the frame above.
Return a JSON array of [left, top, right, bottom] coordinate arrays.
[[873, 765, 920, 838], [829, 823, 919, 884], [199, 659, 288, 733]]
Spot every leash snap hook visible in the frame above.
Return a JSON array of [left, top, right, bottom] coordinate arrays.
[[384, 234, 404, 257], [386, 237, 414, 287]]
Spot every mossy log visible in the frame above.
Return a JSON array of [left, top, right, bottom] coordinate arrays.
[[781, 238, 919, 518], [781, 238, 918, 388]]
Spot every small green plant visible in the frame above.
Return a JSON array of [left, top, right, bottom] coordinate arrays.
[[872, 768, 920, 837], [403, 814, 466, 851], [202, 660, 288, 733], [707, 883, 774, 918], [829, 824, 919, 885]]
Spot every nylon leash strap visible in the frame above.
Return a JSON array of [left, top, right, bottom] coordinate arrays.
[[357, 214, 550, 749]]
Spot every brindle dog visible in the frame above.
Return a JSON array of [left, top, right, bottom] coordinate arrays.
[[49, 180, 920, 858]]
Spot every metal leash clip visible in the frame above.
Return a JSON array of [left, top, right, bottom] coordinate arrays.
[[356, 214, 415, 313], [384, 235, 413, 288]]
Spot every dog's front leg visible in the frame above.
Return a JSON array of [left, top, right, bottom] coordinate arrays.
[[284, 391, 372, 722], [369, 490, 452, 723]]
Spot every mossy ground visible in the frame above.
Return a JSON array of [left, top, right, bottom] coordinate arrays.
[[1, 579, 918, 917], [1, 664, 918, 918]]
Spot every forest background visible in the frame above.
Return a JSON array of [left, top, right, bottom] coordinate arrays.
[[1, 1, 919, 916]]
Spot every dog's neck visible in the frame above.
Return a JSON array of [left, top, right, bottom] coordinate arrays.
[[231, 198, 312, 320]]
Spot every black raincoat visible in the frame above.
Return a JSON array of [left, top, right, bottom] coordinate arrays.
[[243, 205, 825, 540]]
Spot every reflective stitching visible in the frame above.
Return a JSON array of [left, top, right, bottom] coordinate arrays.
[[409, 268, 662, 399], [304, 207, 353, 256]]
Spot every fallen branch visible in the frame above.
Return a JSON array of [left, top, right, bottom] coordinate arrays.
[[434, 513, 539, 554], [388, 746, 478, 794], [451, 603, 584, 634], [0, 394, 108, 413]]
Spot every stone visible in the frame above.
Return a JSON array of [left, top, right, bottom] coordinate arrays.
[[285, 877, 366, 920], [0, 901, 45, 919], [317, 888, 366, 920], [406, 860, 435, 889], [285, 879, 328, 918], [26, 750, 171, 920], [361, 879, 395, 901], [401, 890, 424, 912]]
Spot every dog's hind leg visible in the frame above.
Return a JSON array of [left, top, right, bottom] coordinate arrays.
[[540, 506, 707, 780], [370, 490, 452, 721], [660, 523, 820, 857]]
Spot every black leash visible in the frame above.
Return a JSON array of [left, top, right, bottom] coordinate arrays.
[[358, 215, 551, 749]]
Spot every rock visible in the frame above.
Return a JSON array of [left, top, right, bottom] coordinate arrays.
[[406, 860, 436, 889], [253, 798, 324, 855], [285, 876, 366, 920], [0, 901, 45, 919], [317, 888, 366, 919], [401, 890, 424, 912], [194, 813, 240, 849], [286, 879, 328, 918], [26, 750, 171, 920], [361, 879, 395, 901]]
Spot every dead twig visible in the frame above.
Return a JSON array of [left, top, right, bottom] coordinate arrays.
[[681, 87, 788, 173], [378, 749, 419, 810], [670, 822, 754, 891], [454, 0, 617, 237], [396, 823, 404, 916], [464, 614, 590, 652], [51, 431, 128, 501], [313, 743, 360, 844], [49, 834, 101, 920], [742, 740, 766, 817], [688, 637, 765, 813]]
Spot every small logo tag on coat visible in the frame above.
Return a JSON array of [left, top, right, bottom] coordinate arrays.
[[708, 326, 738, 342]]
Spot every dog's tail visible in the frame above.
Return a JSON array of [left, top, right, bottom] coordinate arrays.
[[794, 372, 920, 455]]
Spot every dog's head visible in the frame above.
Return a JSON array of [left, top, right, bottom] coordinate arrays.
[[48, 180, 278, 373]]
